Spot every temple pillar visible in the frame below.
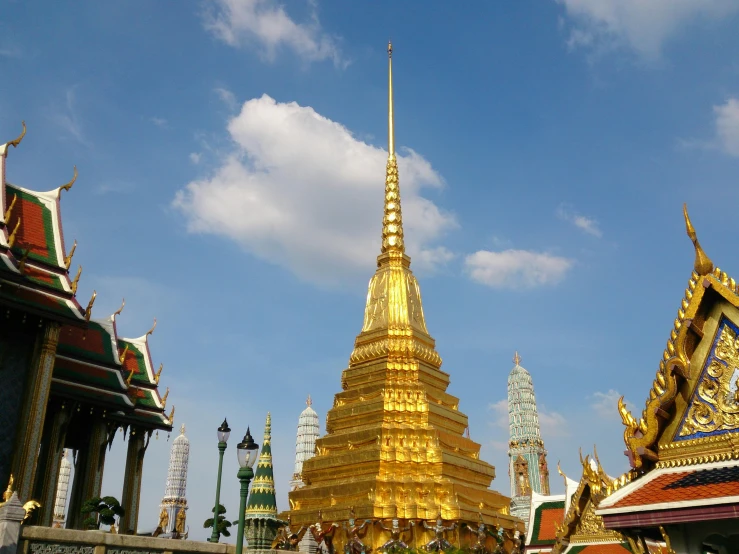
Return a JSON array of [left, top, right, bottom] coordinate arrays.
[[35, 401, 71, 526], [10, 322, 61, 502], [120, 428, 147, 535], [67, 417, 109, 529]]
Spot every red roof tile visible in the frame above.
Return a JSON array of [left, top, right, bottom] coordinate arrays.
[[612, 467, 739, 508]]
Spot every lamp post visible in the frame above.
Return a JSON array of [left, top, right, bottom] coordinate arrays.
[[235, 428, 259, 554], [209, 418, 231, 543]]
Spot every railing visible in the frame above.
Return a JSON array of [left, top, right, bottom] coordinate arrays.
[[18, 526, 236, 554]]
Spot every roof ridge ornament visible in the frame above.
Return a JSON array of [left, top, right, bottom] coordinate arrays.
[[155, 363, 164, 384], [84, 290, 97, 321], [8, 121, 26, 149], [683, 203, 713, 275], [64, 240, 77, 269], [513, 351, 522, 365], [114, 298, 125, 317], [71, 265, 82, 295], [8, 217, 21, 248], [146, 318, 157, 337], [4, 195, 17, 222], [59, 166, 77, 194]]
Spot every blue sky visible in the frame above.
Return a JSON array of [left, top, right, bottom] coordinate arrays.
[[3, 0, 739, 541]]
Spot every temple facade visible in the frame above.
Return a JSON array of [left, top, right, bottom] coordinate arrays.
[[159, 424, 190, 536], [507, 352, 550, 526], [291, 396, 320, 491], [0, 124, 172, 535], [283, 44, 518, 553]]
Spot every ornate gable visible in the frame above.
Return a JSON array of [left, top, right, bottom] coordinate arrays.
[[619, 205, 739, 471]]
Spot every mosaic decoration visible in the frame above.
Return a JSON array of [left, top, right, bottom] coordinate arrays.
[[678, 316, 739, 439], [29, 544, 94, 554]]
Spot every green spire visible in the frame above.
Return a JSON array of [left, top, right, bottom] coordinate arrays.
[[245, 412, 277, 519]]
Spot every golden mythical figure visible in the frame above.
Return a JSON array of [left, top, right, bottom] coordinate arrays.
[[310, 511, 339, 554], [376, 515, 413, 552], [343, 507, 372, 554], [421, 513, 456, 552]]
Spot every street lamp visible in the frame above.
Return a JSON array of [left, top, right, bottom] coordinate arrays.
[[209, 418, 231, 543], [235, 427, 259, 554]]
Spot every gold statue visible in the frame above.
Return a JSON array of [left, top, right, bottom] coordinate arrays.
[[175, 508, 186, 535], [22, 500, 41, 523], [153, 508, 169, 537]]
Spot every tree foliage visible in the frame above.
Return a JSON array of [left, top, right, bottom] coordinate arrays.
[[203, 503, 232, 539], [80, 496, 125, 530]]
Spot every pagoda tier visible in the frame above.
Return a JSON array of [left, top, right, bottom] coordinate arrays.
[[285, 44, 518, 552]]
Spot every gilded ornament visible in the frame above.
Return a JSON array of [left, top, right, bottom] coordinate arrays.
[[683, 204, 713, 276], [114, 298, 125, 316], [118, 345, 129, 365], [8, 217, 21, 248], [64, 240, 77, 269], [4, 194, 17, 222], [59, 166, 77, 193], [8, 121, 26, 149], [71, 266, 82, 295], [84, 290, 96, 321], [146, 318, 157, 336], [154, 363, 163, 384]]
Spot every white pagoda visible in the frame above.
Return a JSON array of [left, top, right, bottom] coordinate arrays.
[[52, 449, 72, 528], [159, 423, 190, 535], [290, 395, 319, 491], [507, 352, 550, 527]]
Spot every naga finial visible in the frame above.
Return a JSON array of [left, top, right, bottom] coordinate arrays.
[[168, 405, 175, 424], [64, 240, 77, 269], [4, 194, 17, 223], [71, 265, 82, 295], [114, 298, 125, 317], [118, 344, 129, 365], [8, 121, 26, 149], [154, 363, 163, 384], [161, 387, 169, 408], [18, 249, 30, 275], [84, 290, 97, 321], [60, 166, 77, 194], [125, 367, 135, 386], [683, 204, 713, 275], [146, 318, 157, 337], [557, 460, 568, 491], [8, 218, 21, 248]]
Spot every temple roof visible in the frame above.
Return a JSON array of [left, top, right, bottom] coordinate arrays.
[[525, 491, 565, 548], [0, 124, 172, 432]]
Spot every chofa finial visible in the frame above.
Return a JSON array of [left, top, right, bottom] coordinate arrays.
[[114, 298, 125, 317], [146, 318, 157, 336], [8, 122, 26, 149], [60, 166, 77, 193], [683, 203, 713, 275]]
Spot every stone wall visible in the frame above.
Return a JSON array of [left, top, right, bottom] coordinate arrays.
[[18, 527, 236, 554]]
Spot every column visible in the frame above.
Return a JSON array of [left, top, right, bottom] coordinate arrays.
[[36, 402, 71, 526], [10, 322, 61, 502], [68, 417, 109, 529], [120, 428, 146, 534]]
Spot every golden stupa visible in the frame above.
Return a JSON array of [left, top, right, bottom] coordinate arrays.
[[284, 44, 519, 550]]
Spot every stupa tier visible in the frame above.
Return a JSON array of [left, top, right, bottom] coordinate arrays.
[[285, 44, 516, 549]]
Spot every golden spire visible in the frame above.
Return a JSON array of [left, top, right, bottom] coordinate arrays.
[[683, 203, 713, 275], [513, 351, 521, 366], [381, 41, 404, 256]]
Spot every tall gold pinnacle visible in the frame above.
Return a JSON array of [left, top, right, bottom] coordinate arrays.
[[381, 41, 404, 256]]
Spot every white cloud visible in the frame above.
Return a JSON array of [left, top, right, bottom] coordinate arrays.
[[556, 0, 739, 59], [173, 94, 456, 285], [189, 152, 202, 165], [714, 97, 739, 157], [539, 407, 570, 438], [556, 203, 602, 237], [465, 249, 573, 289], [203, 0, 344, 66], [591, 389, 632, 420], [55, 87, 90, 147], [150, 117, 168, 129], [489, 399, 508, 430], [214, 87, 238, 111]]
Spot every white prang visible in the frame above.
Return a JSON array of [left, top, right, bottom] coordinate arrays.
[[159, 423, 190, 534], [291, 395, 320, 491], [53, 449, 72, 527]]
